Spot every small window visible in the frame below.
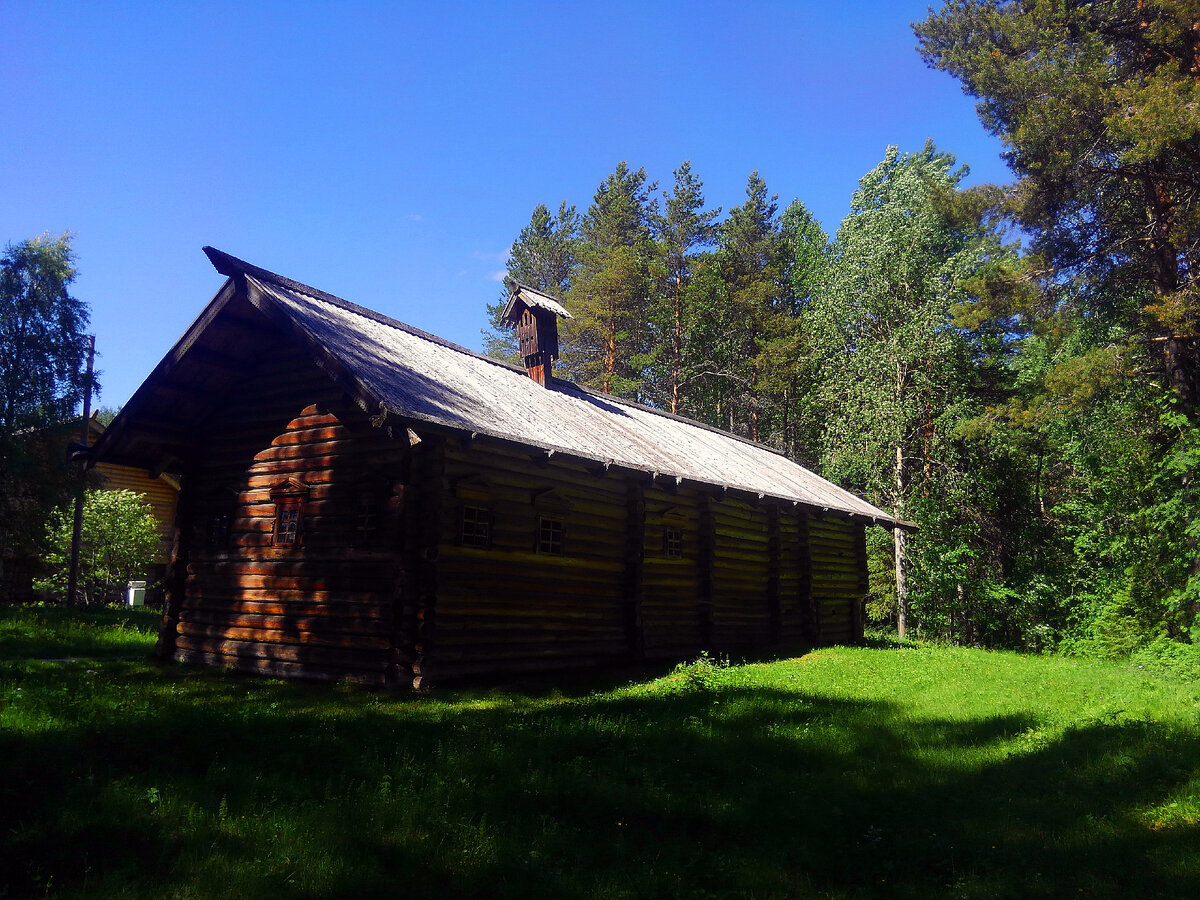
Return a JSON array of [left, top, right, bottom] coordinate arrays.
[[356, 496, 380, 540], [665, 526, 683, 559], [276, 505, 300, 545], [207, 513, 231, 549], [538, 516, 564, 554], [461, 505, 490, 548], [269, 478, 309, 548]]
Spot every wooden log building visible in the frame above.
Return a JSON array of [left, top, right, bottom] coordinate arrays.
[[92, 248, 910, 688]]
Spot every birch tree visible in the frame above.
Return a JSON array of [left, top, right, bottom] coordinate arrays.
[[812, 144, 997, 638]]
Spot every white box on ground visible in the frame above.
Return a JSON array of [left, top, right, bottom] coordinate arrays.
[[125, 581, 146, 607]]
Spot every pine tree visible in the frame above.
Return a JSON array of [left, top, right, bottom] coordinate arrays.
[[565, 163, 658, 397], [917, 0, 1200, 416], [652, 161, 721, 413], [482, 202, 579, 362], [684, 172, 787, 441]]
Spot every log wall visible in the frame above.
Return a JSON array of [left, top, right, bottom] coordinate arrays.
[[641, 484, 704, 659], [808, 514, 863, 644], [158, 338, 868, 686], [430, 442, 630, 680], [169, 341, 405, 685], [778, 508, 815, 645], [425, 445, 868, 679], [711, 496, 772, 649]]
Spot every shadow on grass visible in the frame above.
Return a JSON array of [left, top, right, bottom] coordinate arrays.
[[1, 661, 1198, 899]]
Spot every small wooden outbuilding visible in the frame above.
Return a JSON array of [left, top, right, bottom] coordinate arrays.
[[92, 248, 906, 688]]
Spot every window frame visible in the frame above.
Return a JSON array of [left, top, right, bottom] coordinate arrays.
[[537, 515, 565, 555], [460, 503, 493, 549], [269, 479, 310, 548], [664, 525, 683, 559]]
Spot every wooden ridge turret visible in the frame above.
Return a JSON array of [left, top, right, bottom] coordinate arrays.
[[499, 281, 573, 386]]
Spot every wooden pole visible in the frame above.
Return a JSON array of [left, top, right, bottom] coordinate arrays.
[[625, 480, 645, 661], [66, 335, 95, 608]]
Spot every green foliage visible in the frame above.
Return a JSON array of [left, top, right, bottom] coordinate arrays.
[[563, 162, 659, 398], [0, 233, 92, 564], [667, 650, 730, 693], [0, 234, 90, 437], [649, 160, 721, 413], [916, 0, 1200, 410], [679, 171, 801, 444], [1131, 636, 1200, 683], [482, 202, 579, 363], [34, 489, 161, 605], [3, 619, 1199, 898], [809, 142, 1018, 642]]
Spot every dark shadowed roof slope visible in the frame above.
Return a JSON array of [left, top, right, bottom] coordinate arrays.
[[99, 247, 909, 528]]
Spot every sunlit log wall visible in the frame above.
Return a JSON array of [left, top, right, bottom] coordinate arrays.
[[158, 347, 871, 688], [166, 342, 406, 685]]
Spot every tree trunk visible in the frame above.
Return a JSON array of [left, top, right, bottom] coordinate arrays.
[[671, 276, 682, 414], [894, 441, 908, 640], [895, 524, 908, 640], [749, 360, 760, 442], [604, 314, 616, 395]]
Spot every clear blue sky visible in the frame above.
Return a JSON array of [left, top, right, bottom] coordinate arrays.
[[2, 1, 1008, 409]]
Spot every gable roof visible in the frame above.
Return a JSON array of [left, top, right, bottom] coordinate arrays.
[[500, 281, 573, 322], [94, 248, 910, 529]]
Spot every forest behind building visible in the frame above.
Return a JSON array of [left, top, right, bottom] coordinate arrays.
[[484, 1, 1200, 660]]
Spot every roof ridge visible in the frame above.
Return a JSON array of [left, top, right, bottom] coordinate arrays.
[[204, 246, 532, 376], [205, 247, 802, 466]]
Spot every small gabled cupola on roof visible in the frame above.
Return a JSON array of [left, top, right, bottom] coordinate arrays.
[[500, 281, 573, 386]]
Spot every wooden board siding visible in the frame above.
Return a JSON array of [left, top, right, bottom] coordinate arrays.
[[809, 514, 864, 644], [93, 462, 179, 563], [171, 341, 403, 685], [430, 442, 630, 680]]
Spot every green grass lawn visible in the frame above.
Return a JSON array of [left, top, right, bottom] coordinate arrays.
[[2, 608, 1198, 899]]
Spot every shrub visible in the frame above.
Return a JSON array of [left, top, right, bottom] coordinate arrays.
[[34, 489, 160, 605], [669, 651, 729, 693]]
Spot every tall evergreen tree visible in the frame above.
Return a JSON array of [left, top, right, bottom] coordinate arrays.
[[483, 202, 579, 362], [917, 0, 1200, 416], [652, 161, 720, 413], [565, 163, 658, 397], [681, 172, 789, 440]]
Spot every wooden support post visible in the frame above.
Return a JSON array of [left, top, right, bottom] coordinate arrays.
[[157, 460, 194, 660], [797, 508, 817, 645], [853, 524, 869, 644], [66, 335, 95, 608], [410, 437, 444, 691], [625, 479, 646, 661], [699, 493, 716, 651], [387, 449, 416, 687], [767, 505, 781, 645]]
